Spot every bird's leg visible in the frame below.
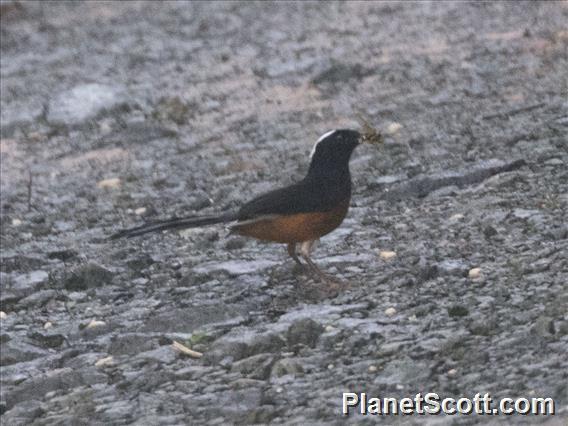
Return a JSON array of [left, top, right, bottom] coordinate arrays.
[[298, 240, 333, 282], [298, 240, 350, 291], [287, 243, 304, 267], [298, 240, 321, 275]]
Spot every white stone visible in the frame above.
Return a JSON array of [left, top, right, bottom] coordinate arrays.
[[385, 307, 397, 317], [95, 356, 114, 367], [379, 250, 397, 260], [48, 84, 125, 125], [86, 319, 107, 329], [386, 122, 402, 135], [468, 268, 481, 279], [97, 178, 121, 189]]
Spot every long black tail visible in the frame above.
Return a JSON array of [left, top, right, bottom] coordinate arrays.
[[109, 212, 238, 240]]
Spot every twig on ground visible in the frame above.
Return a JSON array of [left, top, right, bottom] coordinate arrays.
[[482, 103, 545, 120], [27, 170, 33, 212], [172, 340, 203, 358]]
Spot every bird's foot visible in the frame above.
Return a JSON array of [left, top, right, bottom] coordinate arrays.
[[304, 263, 350, 294]]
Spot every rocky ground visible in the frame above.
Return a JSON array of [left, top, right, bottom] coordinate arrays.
[[1, 1, 567, 425]]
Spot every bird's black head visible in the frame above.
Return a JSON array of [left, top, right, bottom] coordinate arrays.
[[306, 129, 361, 180]]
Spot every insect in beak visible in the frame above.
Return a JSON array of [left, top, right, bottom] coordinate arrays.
[[356, 113, 384, 145]]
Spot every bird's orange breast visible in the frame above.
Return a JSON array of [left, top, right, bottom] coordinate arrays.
[[231, 198, 350, 244]]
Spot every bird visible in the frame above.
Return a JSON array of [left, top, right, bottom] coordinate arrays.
[[110, 127, 383, 283]]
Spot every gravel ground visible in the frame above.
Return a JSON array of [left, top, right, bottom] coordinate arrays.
[[1, 1, 567, 424]]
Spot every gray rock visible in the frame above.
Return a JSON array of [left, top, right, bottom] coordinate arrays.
[[107, 333, 158, 356], [373, 358, 430, 387], [0, 340, 49, 366], [126, 254, 155, 272], [64, 263, 114, 291], [1, 399, 44, 425], [271, 357, 304, 378], [193, 260, 278, 276], [483, 225, 498, 238], [0, 290, 21, 311], [10, 270, 49, 298], [28, 331, 65, 349], [415, 257, 438, 282], [204, 340, 249, 365], [0, 101, 43, 137], [47, 249, 78, 262], [242, 332, 287, 357], [101, 121, 177, 146], [437, 259, 469, 277], [141, 304, 246, 333], [556, 320, 568, 337], [0, 254, 45, 273], [136, 346, 177, 364], [287, 318, 324, 349], [205, 330, 286, 364], [383, 159, 526, 200], [231, 353, 275, 380], [47, 83, 126, 126], [239, 406, 280, 425], [512, 208, 541, 220], [224, 238, 247, 251], [18, 289, 58, 308], [312, 62, 372, 86], [191, 388, 264, 421], [448, 305, 469, 318], [468, 317, 498, 336], [153, 96, 193, 125], [531, 316, 555, 337]]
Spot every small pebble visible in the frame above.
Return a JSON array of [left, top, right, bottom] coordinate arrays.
[[545, 158, 563, 166], [0, 311, 7, 320], [396, 384, 404, 390], [134, 207, 147, 215], [44, 321, 53, 329], [97, 177, 121, 189], [11, 218, 22, 227], [368, 365, 377, 373], [385, 307, 397, 317], [449, 213, 464, 222], [327, 364, 334, 370], [379, 250, 397, 260], [468, 268, 481, 279], [28, 131, 44, 142], [324, 325, 335, 332], [95, 356, 114, 367], [386, 122, 403, 135], [99, 120, 113, 134], [86, 319, 106, 329], [448, 369, 457, 377]]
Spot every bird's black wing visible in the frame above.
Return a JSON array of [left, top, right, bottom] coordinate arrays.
[[237, 180, 343, 221]]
